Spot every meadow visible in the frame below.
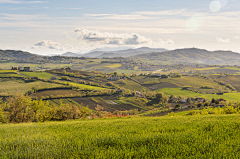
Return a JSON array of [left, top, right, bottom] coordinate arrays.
[[66, 82, 106, 90], [0, 79, 61, 95], [1, 115, 240, 158], [20, 71, 57, 79], [156, 88, 202, 97], [106, 64, 122, 68]]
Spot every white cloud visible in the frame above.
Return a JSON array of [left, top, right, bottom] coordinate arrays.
[[0, 0, 48, 4], [74, 28, 174, 50], [33, 40, 63, 51], [74, 28, 153, 45], [216, 37, 230, 43]]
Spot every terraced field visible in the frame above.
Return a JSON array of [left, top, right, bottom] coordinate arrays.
[[142, 82, 179, 91], [20, 72, 57, 79], [30, 89, 82, 99], [209, 75, 240, 91], [0, 79, 61, 95], [156, 88, 202, 97]]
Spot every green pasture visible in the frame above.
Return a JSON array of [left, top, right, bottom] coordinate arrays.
[[20, 72, 57, 79], [66, 82, 106, 90], [116, 69, 137, 74], [156, 88, 202, 97], [199, 93, 240, 102], [132, 76, 224, 89], [0, 79, 61, 95], [1, 115, 240, 158]]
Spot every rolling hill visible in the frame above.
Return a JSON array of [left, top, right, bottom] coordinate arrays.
[[83, 47, 168, 58], [133, 48, 240, 65]]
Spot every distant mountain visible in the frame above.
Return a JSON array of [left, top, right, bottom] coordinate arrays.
[[0, 50, 39, 60], [60, 52, 82, 57], [83, 47, 168, 58], [133, 48, 240, 65]]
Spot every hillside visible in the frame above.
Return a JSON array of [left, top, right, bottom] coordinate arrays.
[[0, 50, 38, 60], [133, 48, 240, 65], [83, 47, 168, 58]]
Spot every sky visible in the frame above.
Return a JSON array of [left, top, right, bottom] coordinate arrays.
[[0, 0, 240, 55]]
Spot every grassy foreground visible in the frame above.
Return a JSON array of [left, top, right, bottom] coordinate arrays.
[[1, 115, 240, 158]]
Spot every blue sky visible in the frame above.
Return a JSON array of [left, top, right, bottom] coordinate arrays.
[[0, 0, 239, 54]]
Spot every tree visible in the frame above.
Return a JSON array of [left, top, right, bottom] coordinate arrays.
[[155, 92, 169, 107], [175, 104, 181, 109], [113, 72, 117, 77], [211, 98, 216, 103]]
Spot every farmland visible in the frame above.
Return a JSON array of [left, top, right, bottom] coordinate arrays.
[[156, 88, 202, 97], [133, 76, 226, 89], [106, 64, 122, 68], [1, 115, 240, 158], [20, 71, 57, 79], [209, 75, 240, 91], [30, 89, 82, 99], [0, 79, 61, 95]]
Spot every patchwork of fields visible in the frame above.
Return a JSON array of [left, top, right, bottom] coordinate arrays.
[[1, 115, 240, 158], [0, 79, 61, 95]]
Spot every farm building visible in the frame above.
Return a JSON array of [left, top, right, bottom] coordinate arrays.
[[108, 76, 121, 81], [196, 98, 206, 103], [23, 67, 30, 72], [218, 98, 226, 102], [51, 76, 58, 80], [215, 104, 225, 108], [151, 73, 161, 77]]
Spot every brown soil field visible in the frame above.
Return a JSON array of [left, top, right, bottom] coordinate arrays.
[[142, 82, 180, 91], [30, 89, 81, 99], [71, 96, 145, 112]]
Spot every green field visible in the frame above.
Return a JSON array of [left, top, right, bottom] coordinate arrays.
[[132, 76, 225, 89], [0, 79, 62, 95], [67, 82, 106, 90], [1, 115, 240, 158], [199, 93, 240, 102], [115, 69, 137, 74], [20, 71, 57, 79], [156, 88, 202, 97]]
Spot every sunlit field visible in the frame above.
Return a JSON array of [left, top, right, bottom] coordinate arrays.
[[1, 115, 240, 158]]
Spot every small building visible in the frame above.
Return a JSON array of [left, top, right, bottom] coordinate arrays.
[[23, 67, 30, 72], [196, 98, 206, 103], [215, 104, 225, 108], [151, 73, 161, 77], [108, 76, 121, 81], [50, 76, 58, 80], [218, 98, 226, 102]]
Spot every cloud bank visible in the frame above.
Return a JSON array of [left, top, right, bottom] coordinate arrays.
[[33, 40, 63, 50], [74, 28, 174, 46]]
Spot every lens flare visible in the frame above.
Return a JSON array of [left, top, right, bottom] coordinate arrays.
[[209, 1, 222, 12], [186, 13, 205, 31]]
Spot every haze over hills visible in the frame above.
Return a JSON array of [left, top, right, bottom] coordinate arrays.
[[82, 47, 168, 58], [133, 48, 240, 65], [1, 48, 240, 65]]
